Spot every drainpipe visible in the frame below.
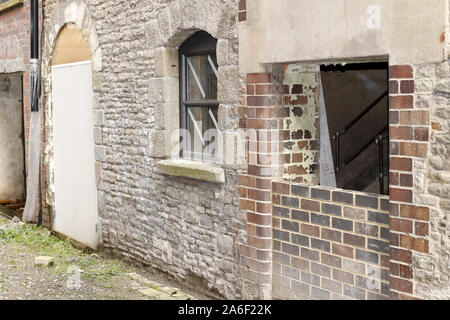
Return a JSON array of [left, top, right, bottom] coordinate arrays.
[[30, 0, 39, 109], [22, 0, 41, 223]]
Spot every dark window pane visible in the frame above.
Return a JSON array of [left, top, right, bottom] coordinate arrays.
[[185, 106, 219, 161], [206, 54, 218, 99], [187, 56, 208, 100]]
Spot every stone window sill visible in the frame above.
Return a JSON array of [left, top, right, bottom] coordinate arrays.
[[156, 159, 225, 184], [0, 0, 24, 13]]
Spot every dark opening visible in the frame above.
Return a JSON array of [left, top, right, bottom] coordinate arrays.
[[320, 62, 389, 195]]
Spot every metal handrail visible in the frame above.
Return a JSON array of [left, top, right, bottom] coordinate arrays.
[[336, 126, 389, 194], [332, 90, 389, 173], [332, 90, 388, 138], [343, 126, 388, 169]]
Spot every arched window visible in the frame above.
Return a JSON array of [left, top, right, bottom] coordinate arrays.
[[179, 31, 218, 161]]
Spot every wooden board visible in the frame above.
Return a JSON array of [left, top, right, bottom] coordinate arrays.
[[52, 24, 91, 66], [0, 205, 22, 220]]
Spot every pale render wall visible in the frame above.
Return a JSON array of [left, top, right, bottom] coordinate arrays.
[[239, 0, 447, 73], [0, 74, 24, 202], [42, 0, 246, 299]]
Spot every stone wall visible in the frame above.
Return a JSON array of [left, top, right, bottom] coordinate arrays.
[[410, 61, 449, 299], [407, 1, 450, 299], [41, 0, 246, 299]]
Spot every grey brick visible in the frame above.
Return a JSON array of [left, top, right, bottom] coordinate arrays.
[[311, 274, 321, 287], [332, 268, 354, 285], [311, 286, 331, 300], [282, 265, 300, 279], [291, 234, 309, 247], [301, 271, 313, 284], [291, 280, 310, 295], [332, 217, 353, 232], [381, 282, 390, 296], [322, 203, 342, 216], [282, 219, 299, 232], [274, 251, 290, 265], [322, 278, 343, 294], [291, 209, 309, 222], [273, 263, 282, 275], [274, 285, 296, 300], [282, 242, 300, 256], [301, 247, 320, 262], [311, 213, 330, 226], [342, 259, 366, 275], [380, 198, 390, 211], [292, 185, 310, 197], [311, 188, 330, 200], [321, 228, 342, 242], [273, 206, 289, 218], [355, 275, 380, 292], [273, 229, 290, 242], [282, 196, 299, 208], [311, 238, 331, 252], [273, 274, 291, 288], [273, 240, 281, 251], [355, 249, 379, 264], [291, 257, 310, 271], [332, 293, 351, 300], [355, 195, 379, 209], [368, 210, 390, 225], [368, 238, 390, 254], [311, 262, 331, 277], [355, 222, 378, 236], [332, 191, 354, 205], [380, 227, 390, 240], [301, 272, 320, 286], [321, 253, 342, 268], [343, 285, 366, 300], [368, 292, 389, 300]]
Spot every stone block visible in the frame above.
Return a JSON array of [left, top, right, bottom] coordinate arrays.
[[34, 256, 55, 267], [157, 159, 225, 184], [154, 47, 179, 78], [218, 66, 239, 104]]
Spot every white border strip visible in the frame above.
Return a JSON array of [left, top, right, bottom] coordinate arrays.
[[51, 60, 92, 70]]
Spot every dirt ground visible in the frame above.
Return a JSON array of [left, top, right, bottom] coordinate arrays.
[[0, 216, 210, 300]]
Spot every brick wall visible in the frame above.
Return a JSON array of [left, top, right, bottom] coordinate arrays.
[[238, 71, 284, 299], [271, 181, 390, 300], [388, 65, 431, 299], [238, 0, 246, 22]]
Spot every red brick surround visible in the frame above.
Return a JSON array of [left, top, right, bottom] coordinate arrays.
[[238, 0, 246, 22], [388, 65, 430, 299]]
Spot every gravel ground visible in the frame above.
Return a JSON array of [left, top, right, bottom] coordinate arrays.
[[0, 216, 209, 300]]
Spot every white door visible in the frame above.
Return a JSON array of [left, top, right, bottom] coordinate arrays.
[[52, 61, 98, 249]]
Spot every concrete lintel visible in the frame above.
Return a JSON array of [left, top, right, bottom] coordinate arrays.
[[157, 159, 225, 184]]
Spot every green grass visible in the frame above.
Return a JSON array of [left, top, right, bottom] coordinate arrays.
[[0, 220, 133, 282]]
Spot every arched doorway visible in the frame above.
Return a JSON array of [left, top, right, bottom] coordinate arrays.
[[51, 23, 98, 249]]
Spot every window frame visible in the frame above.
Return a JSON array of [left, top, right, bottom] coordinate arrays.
[[179, 31, 219, 161]]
